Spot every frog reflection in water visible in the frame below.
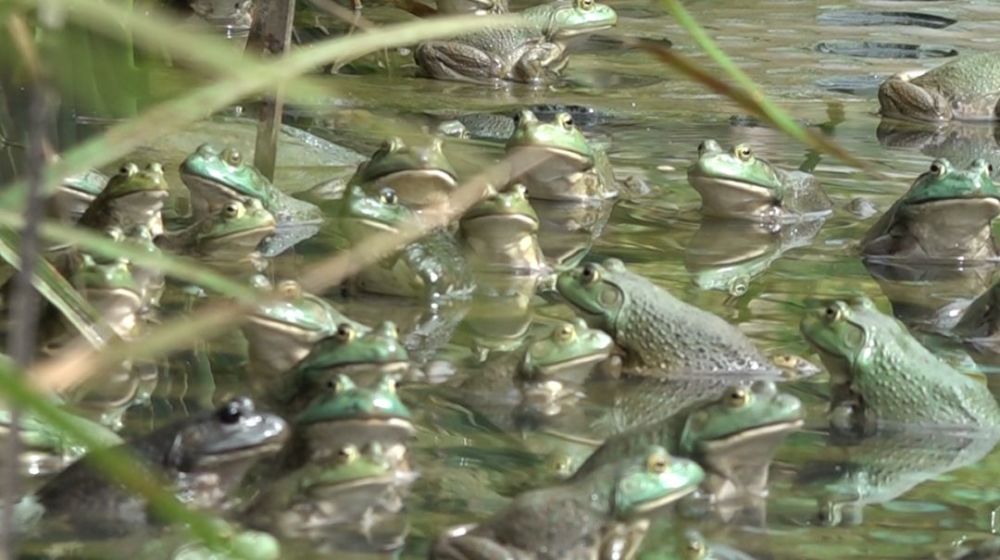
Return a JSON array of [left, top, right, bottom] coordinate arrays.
[[71, 255, 144, 339], [414, 0, 616, 84], [79, 162, 169, 236], [430, 446, 703, 560], [350, 137, 458, 209], [37, 397, 288, 534], [800, 296, 1000, 433], [878, 52, 1000, 123], [861, 158, 1000, 260], [556, 259, 775, 375], [572, 381, 803, 503], [460, 184, 546, 273], [686, 140, 832, 223]]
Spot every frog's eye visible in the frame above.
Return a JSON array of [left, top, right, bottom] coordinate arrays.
[[929, 158, 950, 176], [146, 162, 164, 174], [989, 163, 995, 175], [735, 144, 753, 161], [725, 387, 750, 408], [379, 188, 398, 205], [578, 0, 594, 8], [338, 445, 359, 462], [222, 201, 245, 219], [554, 323, 575, 342], [222, 148, 242, 166], [557, 113, 574, 129], [580, 263, 601, 285], [380, 375, 400, 393], [335, 323, 356, 343], [824, 304, 842, 322], [645, 450, 670, 473], [217, 400, 244, 424], [686, 537, 706, 555], [119, 163, 139, 176], [382, 137, 405, 152], [277, 280, 301, 299]]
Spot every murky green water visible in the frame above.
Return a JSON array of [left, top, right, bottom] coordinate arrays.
[[10, 0, 1000, 558]]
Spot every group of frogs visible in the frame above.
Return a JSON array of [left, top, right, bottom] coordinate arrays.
[[14, 13, 1000, 558]]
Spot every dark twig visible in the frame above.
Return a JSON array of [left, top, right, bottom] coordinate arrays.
[[246, 0, 296, 180]]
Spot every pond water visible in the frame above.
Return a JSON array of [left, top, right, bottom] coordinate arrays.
[[9, 0, 1000, 558]]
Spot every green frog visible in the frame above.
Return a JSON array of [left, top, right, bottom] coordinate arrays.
[[878, 52, 1000, 122], [556, 259, 775, 375], [51, 168, 107, 222], [0, 403, 123, 476], [350, 137, 458, 209], [799, 296, 1000, 433], [179, 143, 322, 255], [37, 397, 288, 534], [520, 0, 618, 42], [460, 184, 546, 273], [71, 254, 144, 339], [520, 319, 614, 384], [861, 158, 1000, 260], [572, 381, 803, 502], [78, 162, 169, 237], [429, 446, 703, 560], [242, 279, 370, 378], [160, 199, 276, 261], [335, 185, 475, 301], [287, 322, 411, 403], [686, 140, 833, 222]]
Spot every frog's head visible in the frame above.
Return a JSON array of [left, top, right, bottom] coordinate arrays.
[[353, 137, 457, 208], [461, 184, 540, 237], [686, 140, 785, 218], [612, 445, 704, 517], [679, 381, 803, 500], [527, 0, 618, 40], [520, 318, 614, 380], [194, 199, 276, 257], [901, 158, 1000, 207], [556, 259, 628, 330], [248, 280, 361, 338], [506, 111, 595, 176], [799, 296, 884, 384], [181, 144, 274, 217], [97, 162, 170, 220], [295, 322, 411, 391], [338, 185, 414, 239]]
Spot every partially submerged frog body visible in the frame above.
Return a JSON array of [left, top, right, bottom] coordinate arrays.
[[460, 184, 546, 273], [556, 259, 775, 375], [286, 322, 411, 404], [686, 140, 833, 222], [70, 255, 144, 339], [861, 158, 1000, 260], [429, 446, 703, 560], [878, 52, 1000, 122], [180, 143, 322, 256], [520, 318, 615, 387], [159, 199, 276, 261], [51, 168, 107, 223], [37, 397, 288, 534], [242, 280, 370, 378], [350, 137, 458, 210], [800, 296, 1000, 433], [572, 381, 803, 502], [335, 185, 475, 301], [78, 162, 169, 237]]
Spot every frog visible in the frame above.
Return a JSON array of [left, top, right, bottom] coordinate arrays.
[[349, 137, 459, 209], [51, 168, 107, 222], [334, 185, 475, 302], [78, 162, 169, 237], [185, 0, 254, 31], [878, 52, 1000, 122], [286, 322, 411, 402], [556, 259, 776, 375], [686, 139, 834, 222], [179, 143, 323, 255], [677, 530, 758, 560], [520, 0, 618, 41], [292, 375, 416, 469], [71, 254, 144, 339], [459, 184, 546, 273], [520, 318, 615, 384], [572, 381, 803, 502], [506, 110, 616, 201], [799, 296, 1000, 433], [429, 445, 703, 560], [159, 199, 276, 261], [436, 0, 508, 14], [140, 519, 280, 560], [861, 158, 1000, 260], [242, 279, 370, 378], [37, 397, 288, 534], [0, 403, 123, 476]]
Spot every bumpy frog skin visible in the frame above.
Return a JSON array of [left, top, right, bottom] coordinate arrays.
[[520, 0, 618, 41], [72, 255, 144, 338], [79, 162, 169, 236], [861, 158, 1000, 260], [520, 318, 614, 381], [414, 24, 567, 84], [556, 259, 774, 375], [292, 322, 411, 395], [878, 53, 1000, 122], [430, 446, 703, 560], [351, 137, 458, 208], [460, 184, 546, 273], [687, 140, 833, 221], [800, 296, 1000, 432], [436, 0, 508, 14]]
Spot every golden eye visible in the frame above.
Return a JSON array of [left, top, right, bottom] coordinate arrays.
[[335, 323, 356, 343], [646, 451, 670, 473], [119, 163, 139, 176], [735, 144, 752, 161], [222, 201, 244, 219], [222, 148, 242, 166], [579, 0, 594, 8], [379, 188, 398, 205], [580, 263, 601, 285], [557, 113, 574, 129], [277, 280, 301, 299], [726, 387, 750, 407], [555, 323, 575, 342]]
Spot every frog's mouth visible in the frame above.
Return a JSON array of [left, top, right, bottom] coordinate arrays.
[[686, 173, 778, 218], [195, 415, 290, 465]]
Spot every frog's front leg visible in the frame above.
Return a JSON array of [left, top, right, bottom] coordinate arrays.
[[511, 42, 565, 83], [415, 41, 505, 83]]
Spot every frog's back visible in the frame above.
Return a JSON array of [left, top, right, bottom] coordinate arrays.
[[916, 53, 1000, 97]]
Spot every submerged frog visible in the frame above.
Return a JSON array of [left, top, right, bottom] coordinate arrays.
[[160, 199, 276, 261], [878, 52, 1000, 122], [79, 162, 169, 236], [557, 259, 774, 375], [37, 397, 288, 534], [288, 322, 411, 401], [573, 381, 803, 502], [686, 140, 833, 222], [861, 158, 1000, 260], [460, 185, 546, 273], [180, 143, 322, 255], [430, 446, 703, 560], [335, 185, 475, 301], [71, 255, 144, 339], [350, 137, 458, 209], [800, 296, 1000, 433], [520, 319, 614, 384], [242, 280, 370, 378]]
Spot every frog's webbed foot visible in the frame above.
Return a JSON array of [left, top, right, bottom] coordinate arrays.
[[512, 42, 565, 83], [878, 76, 952, 121], [415, 42, 504, 84]]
